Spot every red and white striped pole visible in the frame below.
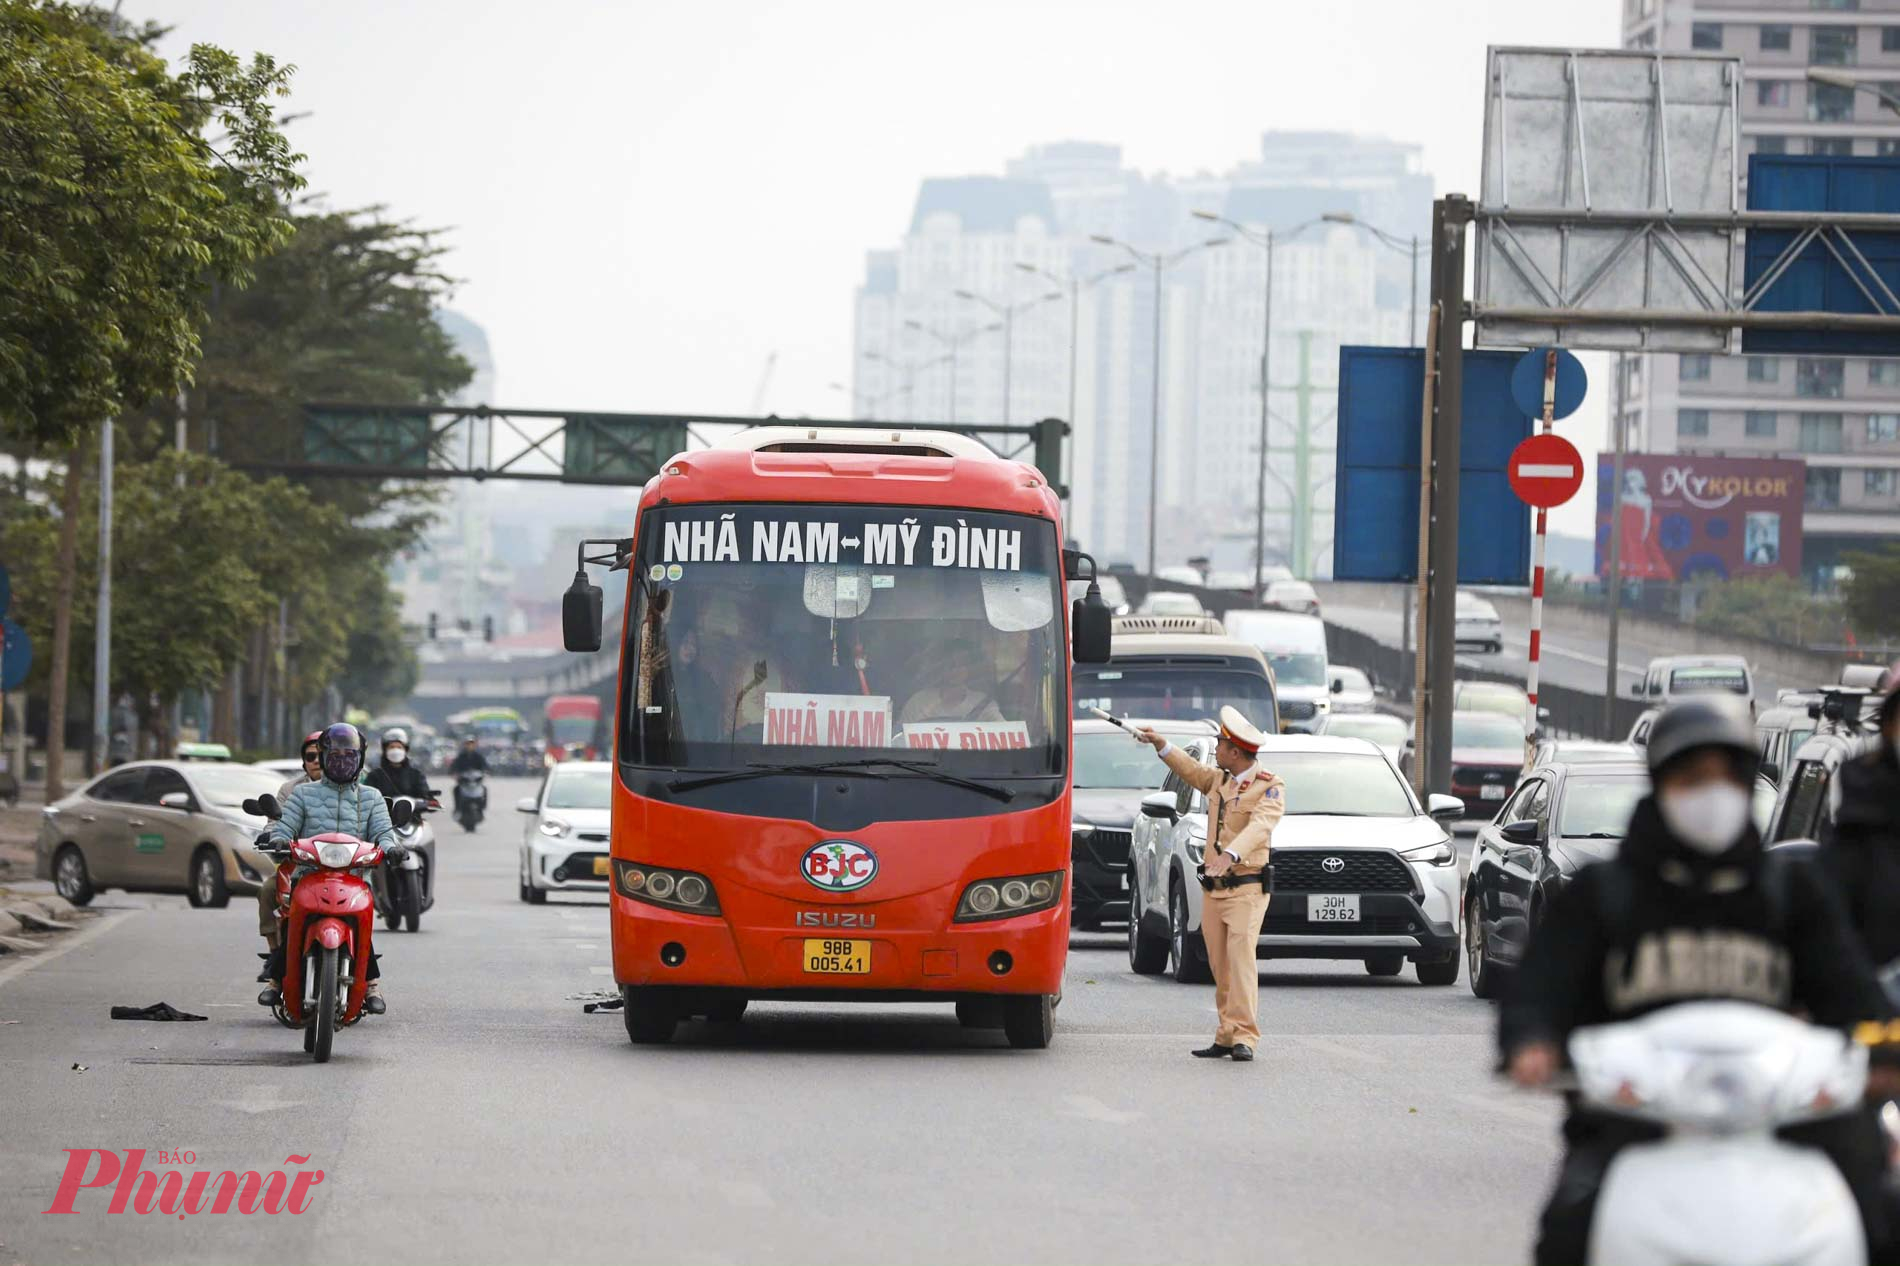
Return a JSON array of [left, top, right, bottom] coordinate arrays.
[[1526, 349, 1556, 749]]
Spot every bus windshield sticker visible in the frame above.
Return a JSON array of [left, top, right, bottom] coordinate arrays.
[[872, 574, 895, 589], [666, 564, 683, 582], [764, 693, 893, 747], [898, 722, 1031, 751]]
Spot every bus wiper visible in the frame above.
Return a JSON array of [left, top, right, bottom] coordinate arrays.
[[815, 758, 1015, 803], [667, 762, 891, 793]]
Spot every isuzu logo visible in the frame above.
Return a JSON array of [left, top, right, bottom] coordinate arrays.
[[800, 840, 878, 892], [1321, 856, 1346, 874], [794, 911, 876, 928]]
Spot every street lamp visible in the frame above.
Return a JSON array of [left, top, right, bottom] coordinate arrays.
[[954, 287, 1066, 424], [1319, 211, 1424, 347], [904, 319, 1002, 423], [1089, 232, 1230, 576], [1807, 68, 1900, 120], [1017, 260, 1137, 500], [1191, 209, 1331, 591]]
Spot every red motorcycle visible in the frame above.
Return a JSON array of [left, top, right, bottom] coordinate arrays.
[[249, 795, 412, 1062]]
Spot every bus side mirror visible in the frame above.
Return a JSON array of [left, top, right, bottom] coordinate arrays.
[[563, 572, 604, 653], [1072, 586, 1113, 665]]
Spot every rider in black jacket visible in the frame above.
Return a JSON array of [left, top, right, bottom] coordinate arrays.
[[1821, 669, 1900, 973], [364, 728, 431, 803], [448, 738, 487, 776], [1500, 696, 1893, 1266]]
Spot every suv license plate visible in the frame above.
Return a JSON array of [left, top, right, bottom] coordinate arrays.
[[803, 939, 871, 974], [1481, 784, 1507, 800], [1308, 894, 1360, 923]]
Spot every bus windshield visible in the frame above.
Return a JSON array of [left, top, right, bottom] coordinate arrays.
[[547, 715, 598, 746], [620, 504, 1065, 777]]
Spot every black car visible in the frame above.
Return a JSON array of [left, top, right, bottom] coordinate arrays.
[[1462, 760, 1649, 998], [1069, 717, 1216, 929]]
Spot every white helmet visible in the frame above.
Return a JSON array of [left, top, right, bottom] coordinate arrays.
[[382, 727, 410, 749]]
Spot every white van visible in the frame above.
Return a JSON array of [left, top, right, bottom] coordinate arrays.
[[1223, 609, 1330, 733], [1632, 654, 1756, 711]]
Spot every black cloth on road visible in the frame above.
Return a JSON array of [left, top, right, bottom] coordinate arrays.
[[110, 1002, 206, 1021]]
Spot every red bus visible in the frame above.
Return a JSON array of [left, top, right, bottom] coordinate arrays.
[[543, 694, 604, 761], [562, 426, 1111, 1048]]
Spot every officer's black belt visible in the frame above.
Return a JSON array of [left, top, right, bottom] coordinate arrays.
[[1197, 866, 1273, 892]]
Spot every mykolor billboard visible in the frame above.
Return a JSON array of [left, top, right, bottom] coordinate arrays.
[[1594, 454, 1805, 581]]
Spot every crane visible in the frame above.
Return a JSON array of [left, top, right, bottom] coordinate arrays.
[[750, 352, 777, 415]]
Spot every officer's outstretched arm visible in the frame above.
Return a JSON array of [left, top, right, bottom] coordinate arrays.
[[1226, 780, 1285, 868], [1159, 746, 1218, 795]]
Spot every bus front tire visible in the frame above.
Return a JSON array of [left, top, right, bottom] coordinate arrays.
[[622, 987, 679, 1045], [1001, 994, 1054, 1049]]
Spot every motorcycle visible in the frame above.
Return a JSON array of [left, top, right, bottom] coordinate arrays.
[[454, 770, 487, 833], [372, 792, 438, 933], [1568, 1001, 1869, 1266], [245, 793, 414, 1063]]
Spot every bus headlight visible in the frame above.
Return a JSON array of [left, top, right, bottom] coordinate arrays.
[[955, 870, 1065, 922], [613, 860, 720, 915]]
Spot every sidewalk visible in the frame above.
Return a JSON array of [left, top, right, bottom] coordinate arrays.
[[0, 779, 45, 883]]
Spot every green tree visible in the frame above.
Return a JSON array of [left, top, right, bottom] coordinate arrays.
[[1842, 546, 1900, 643], [0, 0, 304, 446], [1693, 574, 1842, 648]]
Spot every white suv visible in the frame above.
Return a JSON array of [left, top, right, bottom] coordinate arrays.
[[1125, 735, 1465, 986]]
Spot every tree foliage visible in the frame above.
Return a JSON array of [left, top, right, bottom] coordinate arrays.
[[1693, 575, 1843, 648], [0, 0, 304, 447], [1843, 546, 1900, 643]]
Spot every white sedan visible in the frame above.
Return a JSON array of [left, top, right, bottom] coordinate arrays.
[[516, 761, 613, 903], [1126, 735, 1465, 986]]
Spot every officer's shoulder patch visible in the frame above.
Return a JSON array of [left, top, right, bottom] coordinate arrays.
[[1263, 784, 1282, 801]]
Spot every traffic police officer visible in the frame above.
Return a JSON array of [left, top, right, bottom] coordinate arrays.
[[1135, 706, 1285, 1062]]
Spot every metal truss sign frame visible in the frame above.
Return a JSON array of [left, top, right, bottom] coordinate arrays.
[[242, 406, 1068, 491], [1476, 46, 1741, 353]]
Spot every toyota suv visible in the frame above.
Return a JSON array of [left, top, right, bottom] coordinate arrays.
[[1125, 734, 1465, 986]]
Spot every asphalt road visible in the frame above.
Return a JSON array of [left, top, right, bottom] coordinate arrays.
[[1324, 602, 1797, 710], [0, 777, 1558, 1266]]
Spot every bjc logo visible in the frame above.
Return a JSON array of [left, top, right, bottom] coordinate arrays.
[[43, 1149, 324, 1216], [800, 840, 878, 892]]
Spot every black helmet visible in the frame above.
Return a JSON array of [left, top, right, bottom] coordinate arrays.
[[319, 723, 366, 784], [1645, 696, 1758, 780]]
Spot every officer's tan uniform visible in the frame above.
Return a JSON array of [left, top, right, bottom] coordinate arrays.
[[1159, 717, 1285, 1050]]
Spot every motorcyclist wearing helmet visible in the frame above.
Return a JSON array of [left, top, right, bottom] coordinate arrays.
[[1821, 664, 1900, 981], [449, 736, 487, 775], [256, 731, 325, 981], [1500, 696, 1893, 1266], [365, 727, 431, 803], [258, 723, 402, 1015]]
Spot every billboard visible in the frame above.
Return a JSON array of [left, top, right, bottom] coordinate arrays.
[[1594, 455, 1805, 581]]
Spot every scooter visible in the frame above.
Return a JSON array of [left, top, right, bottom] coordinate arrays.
[[248, 793, 413, 1063], [454, 770, 486, 833], [373, 793, 438, 933], [1569, 1000, 1869, 1266]]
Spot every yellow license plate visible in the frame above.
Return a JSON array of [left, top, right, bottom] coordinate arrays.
[[592, 857, 611, 877], [802, 938, 871, 974]]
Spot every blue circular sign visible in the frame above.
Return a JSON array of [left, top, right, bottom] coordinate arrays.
[[1510, 346, 1588, 421], [0, 618, 30, 692]]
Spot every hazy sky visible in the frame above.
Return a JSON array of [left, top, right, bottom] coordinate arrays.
[[148, 0, 1622, 537]]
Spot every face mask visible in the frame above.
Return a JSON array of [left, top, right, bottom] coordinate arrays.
[[386, 748, 407, 765], [322, 749, 362, 784], [1658, 783, 1752, 857]]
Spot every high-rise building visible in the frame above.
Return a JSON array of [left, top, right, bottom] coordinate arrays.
[[853, 134, 1432, 577], [1618, 0, 1900, 578]]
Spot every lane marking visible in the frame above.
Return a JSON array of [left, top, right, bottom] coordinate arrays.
[[0, 909, 136, 993], [588, 965, 612, 976], [1061, 1094, 1140, 1125]]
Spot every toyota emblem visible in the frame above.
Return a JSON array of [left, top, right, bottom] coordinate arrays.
[[1320, 856, 1346, 874]]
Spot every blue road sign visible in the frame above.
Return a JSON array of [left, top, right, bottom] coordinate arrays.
[[1333, 346, 1534, 585], [0, 618, 29, 691], [1509, 347, 1587, 420], [1743, 154, 1900, 357]]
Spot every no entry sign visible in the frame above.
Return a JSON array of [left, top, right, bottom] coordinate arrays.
[[1508, 433, 1584, 509]]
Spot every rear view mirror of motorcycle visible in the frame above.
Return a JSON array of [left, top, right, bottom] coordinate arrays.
[[256, 793, 282, 820], [389, 799, 415, 829]]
